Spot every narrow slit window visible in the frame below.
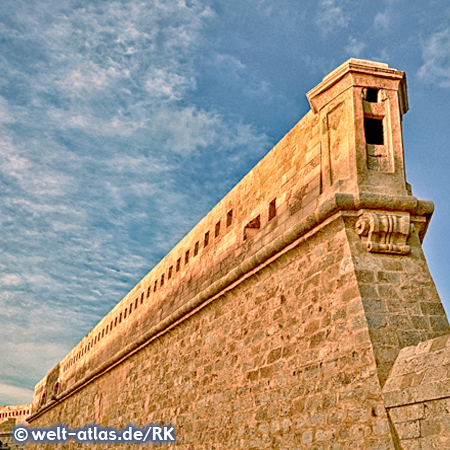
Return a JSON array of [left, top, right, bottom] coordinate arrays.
[[364, 117, 384, 145], [119, 312, 122, 323], [185, 250, 190, 265], [140, 292, 144, 304], [268, 198, 277, 221], [194, 241, 199, 257], [204, 231, 210, 247], [147, 286, 151, 298], [243, 215, 261, 241], [176, 258, 181, 272], [130, 303, 133, 314], [160, 274, 165, 287], [135, 297, 138, 308], [227, 210, 233, 227], [168, 266, 173, 279], [215, 221, 221, 238], [154, 280, 158, 292], [364, 88, 379, 103], [124, 308, 127, 319]]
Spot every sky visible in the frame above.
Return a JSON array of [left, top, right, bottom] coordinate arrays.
[[1, 0, 450, 406]]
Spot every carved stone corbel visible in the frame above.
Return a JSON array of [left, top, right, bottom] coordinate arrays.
[[355, 212, 414, 255]]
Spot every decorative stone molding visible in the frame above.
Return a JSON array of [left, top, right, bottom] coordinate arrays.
[[355, 211, 413, 255]]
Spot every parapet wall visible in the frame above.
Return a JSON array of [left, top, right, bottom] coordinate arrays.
[[0, 404, 31, 450], [28, 59, 450, 450], [0, 404, 31, 425]]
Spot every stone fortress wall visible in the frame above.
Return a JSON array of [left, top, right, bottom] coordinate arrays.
[[0, 404, 31, 449], [26, 59, 450, 449], [383, 335, 450, 449], [0, 404, 31, 426]]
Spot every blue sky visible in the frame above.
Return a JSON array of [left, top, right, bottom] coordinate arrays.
[[1, 0, 450, 405]]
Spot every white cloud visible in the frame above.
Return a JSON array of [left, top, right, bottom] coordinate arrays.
[[145, 69, 195, 100], [0, 137, 74, 196], [316, 0, 349, 33], [345, 37, 365, 57], [418, 29, 450, 88], [46, 106, 148, 137], [0, 98, 14, 125], [0, 0, 272, 406], [148, 106, 220, 154], [0, 274, 22, 287], [0, 383, 33, 406], [215, 54, 246, 77], [374, 10, 390, 29], [58, 62, 122, 96]]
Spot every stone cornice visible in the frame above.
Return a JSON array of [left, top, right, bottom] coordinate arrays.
[[307, 58, 408, 114]]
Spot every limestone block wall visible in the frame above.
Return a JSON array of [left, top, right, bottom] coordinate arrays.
[[0, 418, 26, 450], [345, 214, 448, 386], [29, 213, 399, 449], [383, 334, 450, 450], [32, 59, 416, 412], [0, 405, 31, 450], [31, 95, 324, 413], [27, 59, 450, 450]]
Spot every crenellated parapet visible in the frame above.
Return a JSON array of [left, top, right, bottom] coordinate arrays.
[[0, 404, 31, 425]]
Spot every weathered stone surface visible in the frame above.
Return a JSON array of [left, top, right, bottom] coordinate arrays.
[[0, 412, 30, 450], [25, 59, 450, 450], [383, 334, 450, 450]]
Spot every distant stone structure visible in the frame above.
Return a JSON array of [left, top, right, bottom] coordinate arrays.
[[0, 404, 31, 449], [0, 404, 31, 426], [26, 59, 450, 449]]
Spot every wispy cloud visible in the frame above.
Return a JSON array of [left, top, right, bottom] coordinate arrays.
[[0, 0, 270, 404], [6, 0, 449, 409], [0, 384, 34, 406], [145, 69, 195, 100], [316, 0, 349, 34], [57, 62, 122, 96], [374, 10, 390, 29], [345, 37, 366, 57], [418, 29, 450, 88]]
